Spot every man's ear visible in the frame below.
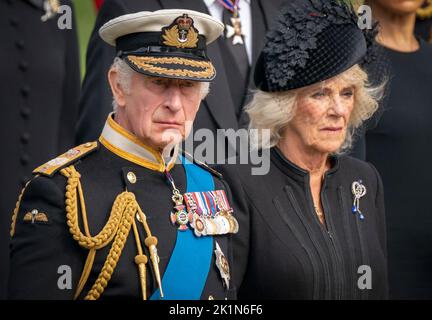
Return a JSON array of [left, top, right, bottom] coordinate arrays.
[[108, 68, 127, 108]]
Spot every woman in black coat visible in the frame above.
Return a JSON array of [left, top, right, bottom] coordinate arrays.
[[359, 0, 432, 299], [221, 0, 388, 299]]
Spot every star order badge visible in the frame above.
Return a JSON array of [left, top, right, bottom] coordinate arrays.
[[214, 242, 230, 289], [165, 169, 193, 231], [218, 0, 244, 45], [169, 192, 192, 231], [225, 16, 244, 45]]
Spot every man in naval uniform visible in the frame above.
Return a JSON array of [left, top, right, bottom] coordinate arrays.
[[8, 9, 239, 300]]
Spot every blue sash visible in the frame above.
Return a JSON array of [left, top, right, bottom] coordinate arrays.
[[150, 155, 214, 300]]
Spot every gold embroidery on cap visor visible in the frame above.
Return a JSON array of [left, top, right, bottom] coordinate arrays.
[[126, 55, 215, 80]]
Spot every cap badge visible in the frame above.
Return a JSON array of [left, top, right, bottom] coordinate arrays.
[[162, 14, 199, 48]]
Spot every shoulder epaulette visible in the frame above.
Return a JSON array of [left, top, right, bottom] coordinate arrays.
[[33, 142, 99, 177], [182, 150, 223, 179]]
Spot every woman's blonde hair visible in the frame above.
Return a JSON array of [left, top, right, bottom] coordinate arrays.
[[247, 64, 384, 154]]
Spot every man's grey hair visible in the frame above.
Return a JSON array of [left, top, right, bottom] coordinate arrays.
[[110, 57, 210, 111]]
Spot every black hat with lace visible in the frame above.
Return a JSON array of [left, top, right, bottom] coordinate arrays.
[[254, 0, 378, 92]]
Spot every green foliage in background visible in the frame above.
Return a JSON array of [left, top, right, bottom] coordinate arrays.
[[74, 0, 96, 79]]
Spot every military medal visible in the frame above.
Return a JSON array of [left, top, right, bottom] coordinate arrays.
[[41, 0, 60, 22], [351, 180, 367, 220], [213, 190, 239, 233], [218, 0, 244, 45], [220, 209, 239, 234], [184, 190, 238, 236], [165, 170, 192, 231], [193, 214, 207, 235], [169, 191, 191, 231], [214, 242, 230, 289]]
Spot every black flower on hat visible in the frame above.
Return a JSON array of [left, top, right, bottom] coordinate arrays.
[[255, 0, 379, 92]]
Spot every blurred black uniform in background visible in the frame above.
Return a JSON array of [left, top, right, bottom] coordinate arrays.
[[0, 0, 80, 298]]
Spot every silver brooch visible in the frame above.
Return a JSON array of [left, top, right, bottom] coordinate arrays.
[[351, 180, 367, 220]]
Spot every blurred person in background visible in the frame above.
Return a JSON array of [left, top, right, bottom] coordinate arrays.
[[357, 0, 432, 299], [0, 0, 80, 298]]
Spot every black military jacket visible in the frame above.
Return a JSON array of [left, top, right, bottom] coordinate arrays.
[[0, 0, 80, 297], [9, 115, 237, 300]]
